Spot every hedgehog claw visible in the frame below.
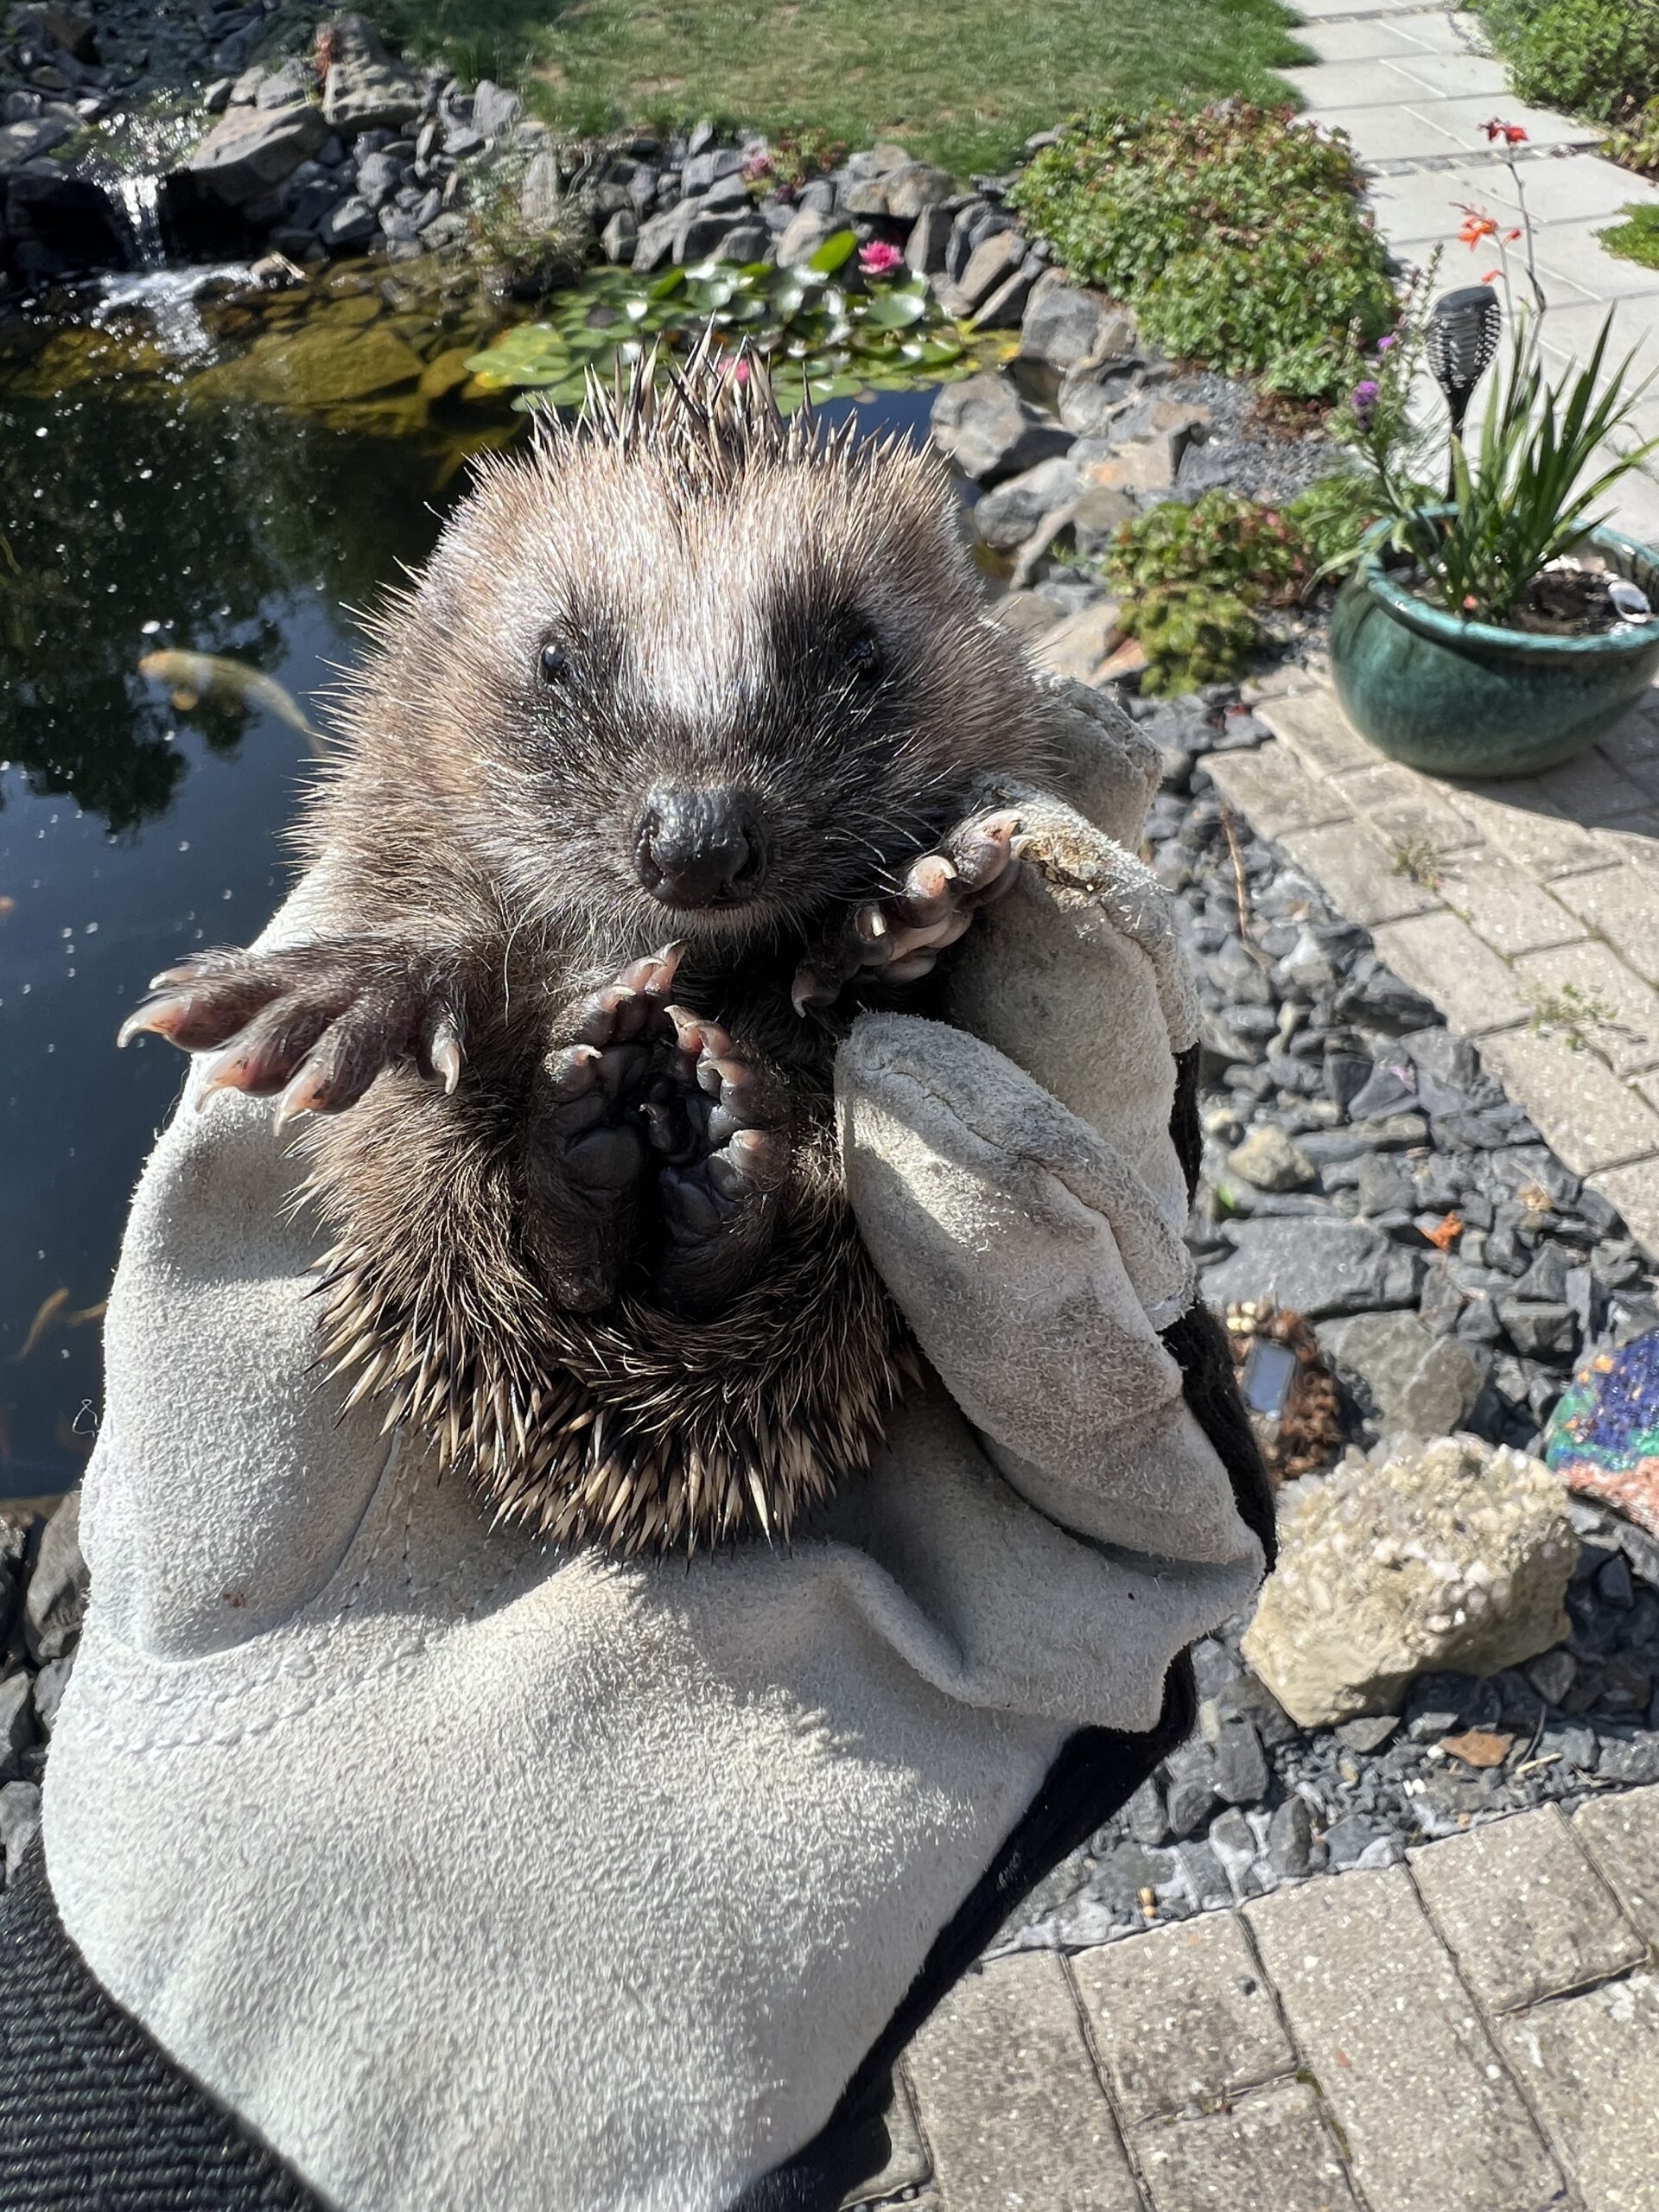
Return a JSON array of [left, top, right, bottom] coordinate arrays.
[[791, 806, 1021, 1014]]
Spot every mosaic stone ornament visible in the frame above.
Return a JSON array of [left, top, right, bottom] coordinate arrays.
[[1545, 1328, 1659, 1536]]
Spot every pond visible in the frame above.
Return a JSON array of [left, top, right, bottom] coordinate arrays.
[[0, 266, 953, 1500]]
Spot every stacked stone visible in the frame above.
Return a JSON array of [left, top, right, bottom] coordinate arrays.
[[0, 1492, 86, 1890]]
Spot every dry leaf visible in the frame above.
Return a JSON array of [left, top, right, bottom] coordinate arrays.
[[1443, 1728, 1512, 1770]]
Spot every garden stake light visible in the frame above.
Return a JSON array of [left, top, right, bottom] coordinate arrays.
[[1427, 283, 1502, 497]]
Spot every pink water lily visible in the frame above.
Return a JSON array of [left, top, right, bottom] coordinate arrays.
[[858, 239, 904, 278]]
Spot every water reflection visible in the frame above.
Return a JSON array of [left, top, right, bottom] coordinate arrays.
[[0, 382, 491, 1493]]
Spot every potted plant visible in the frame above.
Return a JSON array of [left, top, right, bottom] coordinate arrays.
[[1323, 162, 1659, 778]]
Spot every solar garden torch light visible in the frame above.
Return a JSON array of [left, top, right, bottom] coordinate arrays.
[[1426, 284, 1503, 499]]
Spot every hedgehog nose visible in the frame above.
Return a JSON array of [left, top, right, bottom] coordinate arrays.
[[635, 786, 763, 907]]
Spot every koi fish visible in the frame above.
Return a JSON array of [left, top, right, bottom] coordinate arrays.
[[138, 651, 327, 757]]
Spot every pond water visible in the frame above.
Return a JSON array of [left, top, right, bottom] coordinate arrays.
[[0, 274, 947, 1499]]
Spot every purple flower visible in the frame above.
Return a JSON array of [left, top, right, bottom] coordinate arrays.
[[1376, 334, 1396, 352], [1351, 378, 1380, 425]]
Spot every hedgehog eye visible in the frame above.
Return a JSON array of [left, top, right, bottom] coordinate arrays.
[[537, 639, 570, 686], [843, 630, 883, 683]]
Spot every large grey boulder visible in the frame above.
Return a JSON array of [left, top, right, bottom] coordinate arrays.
[[1242, 1435, 1577, 1727], [321, 14, 424, 138], [776, 206, 835, 264], [928, 372, 1072, 486], [188, 99, 327, 206]]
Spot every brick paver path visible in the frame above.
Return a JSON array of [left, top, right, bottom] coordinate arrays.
[[1203, 674, 1659, 1259], [1283, 1, 1659, 549], [861, 1785, 1659, 2210]]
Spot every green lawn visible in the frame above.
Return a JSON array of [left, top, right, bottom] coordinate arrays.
[[381, 0, 1312, 177]]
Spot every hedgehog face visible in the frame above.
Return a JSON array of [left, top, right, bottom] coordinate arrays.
[[350, 368, 1045, 962]]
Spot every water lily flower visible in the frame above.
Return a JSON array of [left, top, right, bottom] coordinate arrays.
[[858, 239, 905, 278]]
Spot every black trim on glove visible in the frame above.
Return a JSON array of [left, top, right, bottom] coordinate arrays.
[[0, 1845, 323, 2212]]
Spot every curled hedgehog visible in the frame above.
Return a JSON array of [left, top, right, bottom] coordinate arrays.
[[122, 349, 1058, 1552]]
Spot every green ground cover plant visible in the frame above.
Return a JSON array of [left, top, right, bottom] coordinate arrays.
[[1007, 103, 1395, 399], [377, 0, 1312, 179], [1103, 487, 1311, 692], [1599, 201, 1659, 266], [1477, 0, 1659, 123]]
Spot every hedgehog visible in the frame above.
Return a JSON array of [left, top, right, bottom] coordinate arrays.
[[120, 349, 1058, 1554]]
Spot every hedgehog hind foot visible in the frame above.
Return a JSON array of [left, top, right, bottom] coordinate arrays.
[[645, 1007, 792, 1318]]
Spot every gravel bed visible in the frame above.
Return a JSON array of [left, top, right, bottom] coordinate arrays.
[[993, 690, 1659, 1955]]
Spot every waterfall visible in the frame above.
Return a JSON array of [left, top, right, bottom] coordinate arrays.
[[117, 175, 164, 270]]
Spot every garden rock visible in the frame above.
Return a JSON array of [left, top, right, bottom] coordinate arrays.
[[1241, 1434, 1578, 1727], [1226, 1123, 1314, 1192], [1318, 1312, 1486, 1437], [0, 1778, 41, 1882], [1026, 604, 1123, 685], [23, 1491, 85, 1663], [886, 161, 953, 219], [0, 1671, 34, 1784], [254, 60, 309, 111], [950, 227, 1026, 315], [1018, 283, 1124, 373], [1202, 1217, 1417, 1319], [904, 202, 950, 274], [600, 209, 636, 263], [973, 262, 1037, 329], [519, 147, 563, 232], [928, 373, 1073, 486], [187, 99, 328, 206], [971, 454, 1081, 550], [321, 14, 424, 138], [317, 194, 376, 251], [0, 114, 69, 169], [776, 206, 835, 264], [471, 79, 523, 141]]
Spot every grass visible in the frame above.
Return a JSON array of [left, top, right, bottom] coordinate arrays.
[[1599, 204, 1659, 269], [378, 0, 1313, 177]]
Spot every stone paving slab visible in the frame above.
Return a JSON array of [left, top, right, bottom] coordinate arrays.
[[1246, 1865, 1564, 2212], [1497, 1975, 1659, 2212], [1408, 1803, 1647, 2014], [1131, 2080, 1361, 2212], [1574, 1783, 1659, 1944], [904, 1951, 1142, 2211], [878, 1802, 1659, 2210], [1249, 683, 1659, 1249], [1070, 1910, 1294, 2125]]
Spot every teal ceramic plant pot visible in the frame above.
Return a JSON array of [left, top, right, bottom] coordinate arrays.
[[1330, 517, 1659, 779]]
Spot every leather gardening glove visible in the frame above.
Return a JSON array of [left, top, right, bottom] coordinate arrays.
[[1, 680, 1269, 2212]]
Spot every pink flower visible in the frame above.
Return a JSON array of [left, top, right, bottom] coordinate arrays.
[[1376, 333, 1395, 352], [858, 239, 904, 277]]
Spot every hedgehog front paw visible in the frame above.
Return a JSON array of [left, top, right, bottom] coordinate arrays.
[[538, 943, 686, 1202], [791, 807, 1022, 1014], [645, 1007, 791, 1317], [118, 939, 471, 1123]]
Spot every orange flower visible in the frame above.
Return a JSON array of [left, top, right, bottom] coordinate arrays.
[[1457, 206, 1498, 246], [1481, 266, 1500, 283]]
